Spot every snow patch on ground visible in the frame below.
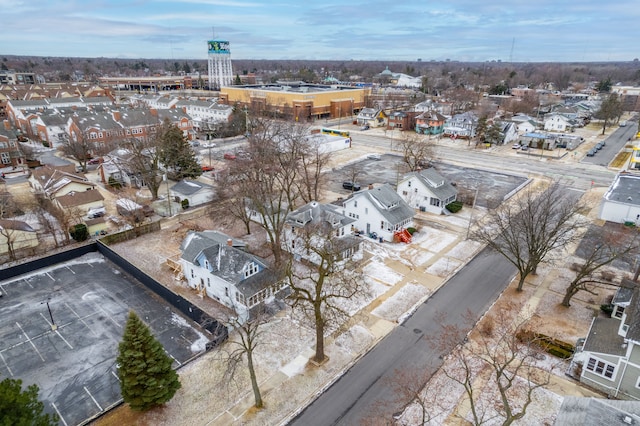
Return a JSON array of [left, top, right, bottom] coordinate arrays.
[[2, 252, 106, 286], [371, 283, 431, 322], [426, 257, 462, 277], [170, 312, 209, 353], [418, 228, 458, 252], [446, 240, 483, 261], [363, 259, 403, 286]]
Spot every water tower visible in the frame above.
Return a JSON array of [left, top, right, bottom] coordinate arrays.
[[207, 39, 233, 90]]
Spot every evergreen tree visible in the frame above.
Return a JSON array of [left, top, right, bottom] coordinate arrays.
[[116, 311, 181, 411], [0, 378, 59, 426], [485, 122, 504, 145], [158, 119, 202, 180]]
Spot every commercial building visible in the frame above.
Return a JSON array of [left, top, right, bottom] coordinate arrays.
[[219, 83, 370, 121]]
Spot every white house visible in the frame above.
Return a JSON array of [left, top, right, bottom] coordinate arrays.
[[341, 183, 415, 242], [0, 219, 38, 257], [180, 231, 288, 322], [397, 168, 458, 215], [283, 201, 362, 264], [443, 112, 478, 139], [356, 108, 386, 128], [170, 179, 215, 207], [599, 173, 640, 225], [544, 113, 572, 132]]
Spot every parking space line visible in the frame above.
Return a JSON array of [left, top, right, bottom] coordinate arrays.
[[15, 322, 45, 362], [0, 352, 13, 376], [51, 402, 68, 426], [111, 370, 120, 382], [46, 272, 55, 281], [0, 283, 7, 295], [22, 278, 33, 288], [97, 305, 122, 329], [167, 351, 182, 367], [84, 386, 103, 411], [54, 329, 73, 350], [65, 266, 76, 275], [65, 303, 99, 337]]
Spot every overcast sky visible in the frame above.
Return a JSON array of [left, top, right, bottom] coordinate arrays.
[[1, 0, 638, 62]]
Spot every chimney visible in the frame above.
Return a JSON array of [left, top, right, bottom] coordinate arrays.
[[227, 238, 233, 247], [112, 110, 121, 121], [150, 108, 158, 117], [368, 184, 374, 190]]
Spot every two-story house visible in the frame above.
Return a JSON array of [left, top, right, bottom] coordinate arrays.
[[357, 108, 387, 128], [544, 113, 572, 132], [573, 281, 640, 400], [340, 183, 414, 242], [0, 120, 24, 167], [29, 165, 104, 214], [443, 111, 478, 139], [283, 201, 362, 264], [396, 169, 458, 215], [387, 111, 418, 131], [180, 230, 288, 322], [415, 110, 447, 135]]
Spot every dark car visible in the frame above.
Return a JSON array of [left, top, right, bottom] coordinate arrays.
[[586, 149, 596, 157], [342, 181, 361, 191]]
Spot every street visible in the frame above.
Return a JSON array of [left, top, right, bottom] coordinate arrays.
[[290, 247, 516, 425]]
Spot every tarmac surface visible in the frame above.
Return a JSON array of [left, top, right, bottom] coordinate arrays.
[[0, 252, 209, 426]]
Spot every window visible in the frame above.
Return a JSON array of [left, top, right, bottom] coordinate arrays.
[[244, 262, 259, 278], [586, 357, 616, 379], [204, 260, 209, 269], [614, 306, 624, 319], [408, 181, 412, 187], [414, 188, 418, 193], [402, 191, 408, 196], [380, 220, 384, 230], [191, 269, 194, 278], [225, 287, 229, 297], [354, 201, 358, 208], [207, 277, 210, 287], [430, 198, 441, 207], [365, 208, 368, 214], [1, 152, 10, 164]]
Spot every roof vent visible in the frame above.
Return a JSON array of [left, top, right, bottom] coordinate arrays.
[[623, 416, 632, 425]]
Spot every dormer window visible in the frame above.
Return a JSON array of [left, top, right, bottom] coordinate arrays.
[[244, 262, 259, 278]]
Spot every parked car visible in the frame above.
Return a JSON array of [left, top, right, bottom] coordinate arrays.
[[586, 149, 596, 157], [512, 143, 521, 149], [189, 140, 200, 147], [88, 157, 103, 165], [342, 181, 361, 191], [595, 142, 603, 150], [201, 165, 214, 172], [367, 153, 381, 160], [620, 121, 627, 127], [520, 145, 529, 151], [223, 153, 236, 160], [361, 124, 370, 131]]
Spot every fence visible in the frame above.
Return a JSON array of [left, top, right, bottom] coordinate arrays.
[[99, 221, 161, 245]]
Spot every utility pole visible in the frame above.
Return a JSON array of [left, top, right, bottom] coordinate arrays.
[[41, 300, 57, 331]]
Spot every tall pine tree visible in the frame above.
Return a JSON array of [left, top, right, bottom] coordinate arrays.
[[158, 119, 202, 180], [116, 311, 181, 411], [0, 378, 58, 426]]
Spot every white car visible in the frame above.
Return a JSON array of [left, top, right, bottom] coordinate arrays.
[[367, 153, 381, 160], [512, 143, 521, 149]]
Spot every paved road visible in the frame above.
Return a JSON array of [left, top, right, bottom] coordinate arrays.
[[290, 246, 516, 426], [582, 121, 638, 167]]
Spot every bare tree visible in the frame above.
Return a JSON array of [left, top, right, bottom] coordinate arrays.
[[297, 142, 331, 204], [471, 182, 586, 291], [595, 93, 623, 135], [218, 307, 269, 409], [285, 220, 367, 363], [562, 226, 638, 307], [399, 132, 434, 171], [119, 134, 164, 200], [434, 304, 553, 426]]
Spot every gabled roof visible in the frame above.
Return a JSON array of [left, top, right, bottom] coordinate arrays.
[[286, 201, 354, 229], [348, 183, 414, 225], [403, 169, 458, 201], [180, 231, 274, 296], [31, 165, 93, 196], [56, 189, 104, 208], [0, 219, 35, 232], [624, 287, 640, 343]]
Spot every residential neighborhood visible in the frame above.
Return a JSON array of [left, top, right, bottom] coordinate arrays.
[[2, 55, 640, 426]]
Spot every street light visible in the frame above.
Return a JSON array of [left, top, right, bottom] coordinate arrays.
[[41, 300, 57, 330]]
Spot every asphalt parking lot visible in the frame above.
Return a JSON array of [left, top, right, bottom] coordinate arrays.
[[0, 253, 209, 426], [330, 154, 528, 208]]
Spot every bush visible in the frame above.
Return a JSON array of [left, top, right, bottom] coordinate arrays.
[[108, 175, 122, 190], [516, 330, 575, 359], [446, 200, 463, 213], [41, 141, 50, 148], [69, 223, 89, 242], [181, 198, 189, 210], [600, 303, 614, 315], [406, 227, 417, 235]]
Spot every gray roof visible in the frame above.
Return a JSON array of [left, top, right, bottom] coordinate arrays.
[[409, 168, 458, 201], [180, 231, 274, 297], [604, 174, 640, 207], [170, 179, 213, 196], [613, 280, 637, 305], [352, 183, 414, 226], [625, 287, 640, 343], [555, 396, 640, 426], [286, 201, 355, 229], [583, 317, 626, 356]]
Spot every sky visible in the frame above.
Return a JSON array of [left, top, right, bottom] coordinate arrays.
[[1, 0, 639, 63]]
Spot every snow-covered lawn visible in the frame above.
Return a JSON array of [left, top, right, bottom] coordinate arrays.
[[371, 283, 431, 323], [363, 259, 404, 286], [426, 256, 462, 277]]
